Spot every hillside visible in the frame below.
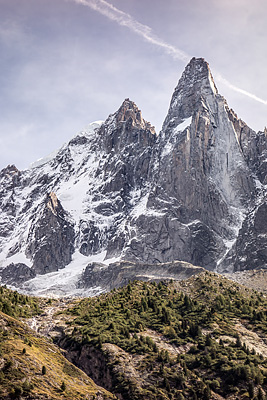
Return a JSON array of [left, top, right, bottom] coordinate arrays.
[[28, 273, 267, 400], [0, 287, 114, 399], [226, 270, 267, 294], [1, 272, 267, 399]]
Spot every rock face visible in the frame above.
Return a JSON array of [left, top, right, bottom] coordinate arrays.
[[57, 341, 114, 394], [0, 263, 36, 285], [224, 200, 267, 272], [227, 109, 267, 184], [25, 192, 75, 274], [77, 99, 156, 258], [78, 260, 204, 292], [0, 57, 266, 293], [123, 58, 257, 270]]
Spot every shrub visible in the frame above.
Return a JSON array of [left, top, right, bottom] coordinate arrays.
[[60, 381, 66, 391], [9, 385, 23, 399]]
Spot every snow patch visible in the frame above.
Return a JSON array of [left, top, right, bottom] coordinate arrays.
[[130, 191, 165, 219], [131, 193, 149, 218], [174, 117, 192, 133], [29, 149, 59, 169], [20, 250, 115, 298], [161, 142, 173, 157], [0, 252, 31, 269]]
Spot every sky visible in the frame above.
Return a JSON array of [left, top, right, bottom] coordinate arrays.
[[0, 0, 267, 171]]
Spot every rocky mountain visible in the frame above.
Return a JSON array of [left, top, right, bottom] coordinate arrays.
[[0, 57, 266, 295]]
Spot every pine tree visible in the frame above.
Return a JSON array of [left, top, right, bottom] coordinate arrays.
[[203, 384, 211, 400], [248, 381, 254, 399], [236, 335, 242, 348]]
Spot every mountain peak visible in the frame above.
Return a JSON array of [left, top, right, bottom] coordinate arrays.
[[116, 98, 141, 123], [0, 57, 265, 295], [120, 98, 138, 109], [102, 98, 155, 139], [183, 57, 217, 92], [162, 57, 218, 134], [0, 164, 19, 178], [115, 98, 154, 131]]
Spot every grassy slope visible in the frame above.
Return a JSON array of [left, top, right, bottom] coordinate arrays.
[[0, 287, 114, 400]]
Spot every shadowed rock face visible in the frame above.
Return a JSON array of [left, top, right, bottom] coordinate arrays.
[[25, 192, 75, 274], [227, 109, 267, 184], [0, 57, 266, 290], [223, 201, 267, 272], [98, 99, 156, 194], [0, 263, 36, 285]]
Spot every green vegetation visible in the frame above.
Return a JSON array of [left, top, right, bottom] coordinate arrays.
[[64, 272, 267, 399], [0, 288, 114, 400], [0, 285, 40, 318], [1, 271, 267, 399]]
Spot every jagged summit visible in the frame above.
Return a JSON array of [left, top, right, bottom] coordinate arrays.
[[162, 57, 218, 134], [98, 98, 156, 154], [0, 164, 20, 179], [181, 57, 217, 92], [116, 98, 145, 127], [112, 98, 155, 133]]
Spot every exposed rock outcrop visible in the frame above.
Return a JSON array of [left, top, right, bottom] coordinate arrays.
[[223, 200, 267, 272], [57, 340, 114, 395], [0, 263, 36, 285], [78, 260, 205, 291], [26, 192, 75, 274]]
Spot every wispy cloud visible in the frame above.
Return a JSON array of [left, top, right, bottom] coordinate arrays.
[[69, 0, 267, 106], [69, 0, 190, 62], [214, 72, 267, 105]]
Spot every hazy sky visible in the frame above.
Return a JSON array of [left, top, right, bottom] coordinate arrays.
[[1, 0, 267, 170]]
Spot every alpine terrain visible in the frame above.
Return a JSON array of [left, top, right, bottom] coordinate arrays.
[[2, 272, 267, 399], [0, 57, 266, 296]]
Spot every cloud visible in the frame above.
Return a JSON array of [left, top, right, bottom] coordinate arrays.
[[0, 20, 28, 47], [69, 0, 190, 62], [214, 72, 267, 105], [67, 0, 267, 107]]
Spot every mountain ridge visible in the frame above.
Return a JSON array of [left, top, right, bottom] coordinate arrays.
[[0, 57, 266, 296]]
